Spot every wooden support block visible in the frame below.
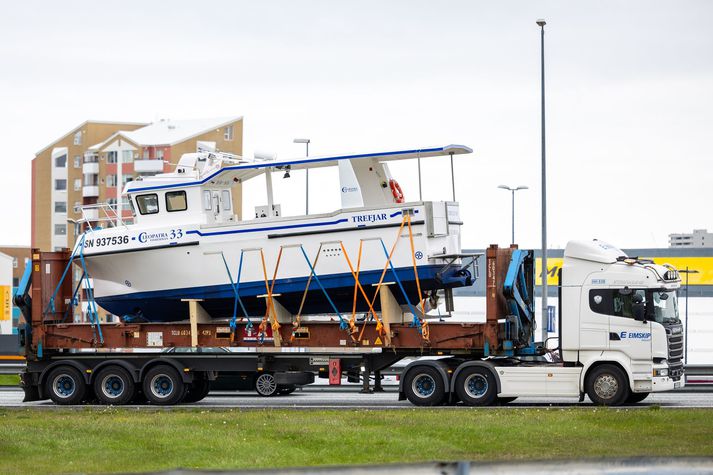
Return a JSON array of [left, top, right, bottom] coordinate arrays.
[[181, 299, 210, 347], [379, 284, 402, 346]]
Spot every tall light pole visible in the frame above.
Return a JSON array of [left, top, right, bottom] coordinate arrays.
[[497, 185, 528, 245], [293, 138, 310, 215], [537, 18, 548, 345], [680, 267, 699, 364]]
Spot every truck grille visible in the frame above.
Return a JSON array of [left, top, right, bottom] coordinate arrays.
[[666, 324, 684, 381]]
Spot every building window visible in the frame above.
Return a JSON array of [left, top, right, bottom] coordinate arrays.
[[224, 125, 234, 141], [166, 191, 187, 212], [74, 155, 81, 168], [142, 148, 149, 159], [54, 201, 67, 213], [136, 194, 159, 215], [54, 155, 67, 168], [83, 175, 97, 186], [73, 131, 82, 145], [156, 148, 164, 159], [74, 179, 81, 191], [106, 175, 116, 187], [107, 151, 118, 164], [54, 224, 67, 235], [122, 150, 133, 163], [55, 179, 67, 191], [122, 175, 134, 185]]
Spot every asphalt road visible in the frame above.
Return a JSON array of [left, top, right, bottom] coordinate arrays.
[[1, 387, 711, 409]]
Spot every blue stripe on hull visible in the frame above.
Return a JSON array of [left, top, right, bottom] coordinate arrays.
[[96, 265, 472, 322]]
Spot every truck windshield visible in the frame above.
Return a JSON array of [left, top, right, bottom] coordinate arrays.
[[650, 290, 679, 324]]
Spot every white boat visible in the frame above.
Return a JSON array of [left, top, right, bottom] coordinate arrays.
[[76, 145, 476, 324]]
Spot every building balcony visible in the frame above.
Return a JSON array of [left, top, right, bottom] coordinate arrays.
[[134, 159, 164, 173], [83, 162, 99, 174], [82, 208, 99, 220], [82, 186, 99, 198]]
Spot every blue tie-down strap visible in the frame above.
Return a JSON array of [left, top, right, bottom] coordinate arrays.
[[377, 239, 422, 331], [298, 246, 348, 330]]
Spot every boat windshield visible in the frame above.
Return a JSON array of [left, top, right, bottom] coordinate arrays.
[[650, 290, 679, 324]]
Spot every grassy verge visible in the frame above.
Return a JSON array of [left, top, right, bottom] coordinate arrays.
[[0, 374, 19, 386], [1, 407, 712, 474]]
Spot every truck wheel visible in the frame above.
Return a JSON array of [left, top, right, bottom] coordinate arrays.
[[143, 365, 185, 405], [255, 373, 278, 397], [404, 366, 446, 406], [46, 366, 87, 405], [626, 392, 649, 404], [455, 367, 497, 406], [183, 379, 211, 403], [93, 366, 135, 405], [586, 364, 629, 406], [278, 385, 297, 395]]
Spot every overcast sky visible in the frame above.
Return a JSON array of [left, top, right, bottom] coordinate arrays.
[[1, 1, 711, 249]]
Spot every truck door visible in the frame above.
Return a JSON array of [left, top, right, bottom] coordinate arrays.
[[607, 289, 653, 363]]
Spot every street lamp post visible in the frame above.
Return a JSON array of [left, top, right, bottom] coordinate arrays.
[[293, 138, 311, 215], [680, 267, 699, 364], [537, 18, 548, 345], [497, 185, 528, 245]]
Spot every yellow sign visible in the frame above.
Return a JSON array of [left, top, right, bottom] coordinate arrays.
[[375, 336, 383, 345], [536, 257, 713, 286], [0, 286, 10, 321]]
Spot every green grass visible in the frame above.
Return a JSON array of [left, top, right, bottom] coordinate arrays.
[[0, 375, 19, 386], [0, 408, 712, 474]]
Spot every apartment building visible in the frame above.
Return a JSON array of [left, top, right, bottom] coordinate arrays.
[[669, 229, 713, 248], [32, 117, 244, 251]]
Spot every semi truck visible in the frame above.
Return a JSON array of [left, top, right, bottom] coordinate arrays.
[[15, 239, 684, 406]]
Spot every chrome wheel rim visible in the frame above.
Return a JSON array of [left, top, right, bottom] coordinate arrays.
[[464, 374, 488, 399], [53, 374, 76, 398], [594, 374, 618, 400], [412, 374, 436, 398], [256, 374, 276, 395], [101, 375, 125, 399], [150, 374, 174, 399]]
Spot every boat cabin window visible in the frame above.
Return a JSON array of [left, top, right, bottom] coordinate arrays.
[[221, 190, 231, 211], [203, 191, 212, 210], [166, 190, 188, 212], [136, 194, 159, 215]]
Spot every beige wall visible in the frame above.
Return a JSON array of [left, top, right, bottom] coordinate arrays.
[[32, 122, 145, 250]]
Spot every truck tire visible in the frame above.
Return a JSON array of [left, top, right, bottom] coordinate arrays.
[[585, 364, 629, 406], [454, 367, 497, 406], [626, 392, 649, 404], [183, 379, 211, 403], [403, 366, 446, 406], [255, 373, 278, 397], [143, 365, 185, 405], [45, 366, 87, 405], [93, 366, 135, 405], [278, 385, 297, 395]]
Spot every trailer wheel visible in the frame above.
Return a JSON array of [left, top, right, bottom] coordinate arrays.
[[183, 379, 211, 403], [455, 367, 497, 406], [46, 366, 87, 405], [585, 364, 629, 406], [403, 366, 446, 406], [255, 373, 278, 397], [143, 365, 185, 405], [94, 366, 135, 405], [278, 385, 297, 395], [626, 392, 649, 404]]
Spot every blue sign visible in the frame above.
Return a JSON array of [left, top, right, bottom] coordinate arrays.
[[547, 305, 556, 333]]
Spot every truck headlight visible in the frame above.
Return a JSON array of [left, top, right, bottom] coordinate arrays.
[[653, 368, 669, 377]]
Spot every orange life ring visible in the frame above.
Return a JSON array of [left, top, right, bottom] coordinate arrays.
[[389, 179, 404, 203]]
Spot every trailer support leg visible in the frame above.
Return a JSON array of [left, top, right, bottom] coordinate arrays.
[[360, 358, 372, 394], [373, 370, 384, 392]]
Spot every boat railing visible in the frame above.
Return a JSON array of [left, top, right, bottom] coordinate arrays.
[[79, 202, 133, 231]]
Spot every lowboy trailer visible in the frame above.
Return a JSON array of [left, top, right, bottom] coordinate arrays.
[[16, 239, 684, 406]]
